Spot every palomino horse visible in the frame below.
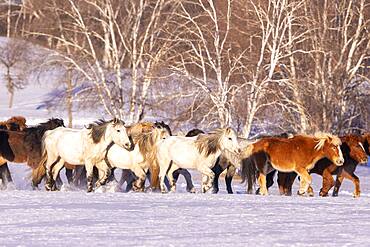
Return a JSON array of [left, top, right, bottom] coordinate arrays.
[[41, 118, 133, 192], [120, 122, 195, 192], [240, 133, 344, 195], [0, 118, 65, 187], [157, 127, 241, 193], [99, 125, 170, 191], [274, 134, 368, 197], [0, 116, 27, 187]]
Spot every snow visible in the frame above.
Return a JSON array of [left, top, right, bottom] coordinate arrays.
[[1, 61, 370, 246]]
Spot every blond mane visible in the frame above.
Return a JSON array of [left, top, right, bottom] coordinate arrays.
[[314, 132, 341, 150], [195, 128, 230, 157]]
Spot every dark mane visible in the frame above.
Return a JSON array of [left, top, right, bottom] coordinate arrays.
[[23, 118, 65, 166], [154, 121, 172, 136], [24, 118, 65, 143], [87, 118, 124, 143], [186, 128, 205, 137]]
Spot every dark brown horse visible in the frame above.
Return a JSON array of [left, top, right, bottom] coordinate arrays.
[[240, 133, 344, 195], [0, 118, 65, 188], [274, 134, 368, 197], [0, 116, 27, 188]]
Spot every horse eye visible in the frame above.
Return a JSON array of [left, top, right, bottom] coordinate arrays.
[[228, 137, 232, 140], [117, 130, 121, 133]]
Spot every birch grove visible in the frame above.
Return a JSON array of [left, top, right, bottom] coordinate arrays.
[[1, 0, 368, 134]]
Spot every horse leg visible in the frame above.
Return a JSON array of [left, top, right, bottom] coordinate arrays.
[[266, 170, 276, 190], [95, 163, 112, 189], [211, 160, 224, 194], [277, 172, 287, 195], [340, 170, 360, 198], [257, 173, 268, 195], [179, 169, 195, 193], [0, 162, 13, 187], [198, 165, 215, 193], [85, 162, 95, 193], [132, 167, 146, 192], [284, 173, 297, 196], [45, 156, 61, 191], [295, 167, 312, 196], [166, 164, 179, 192], [65, 167, 74, 185], [332, 166, 346, 197], [52, 160, 65, 191], [225, 165, 236, 194], [319, 168, 335, 197]]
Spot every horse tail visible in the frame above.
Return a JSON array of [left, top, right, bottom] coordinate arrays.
[[240, 157, 258, 194], [31, 164, 46, 188], [149, 149, 160, 190]]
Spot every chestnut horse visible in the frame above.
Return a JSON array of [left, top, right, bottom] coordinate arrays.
[[240, 133, 344, 195], [0, 118, 65, 187], [275, 134, 368, 197]]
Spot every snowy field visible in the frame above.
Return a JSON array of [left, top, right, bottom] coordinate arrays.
[[1, 81, 370, 246], [1, 166, 370, 246]]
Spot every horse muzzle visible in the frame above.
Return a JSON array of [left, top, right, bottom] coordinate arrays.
[[336, 158, 344, 166], [124, 142, 134, 151]]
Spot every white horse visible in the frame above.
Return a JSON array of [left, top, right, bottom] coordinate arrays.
[[40, 118, 133, 192], [157, 127, 241, 193], [101, 126, 170, 191]]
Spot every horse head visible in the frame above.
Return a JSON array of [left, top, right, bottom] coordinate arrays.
[[220, 127, 241, 155], [7, 116, 27, 131], [44, 118, 65, 130], [106, 118, 133, 151], [315, 133, 344, 166], [154, 121, 172, 136], [341, 135, 368, 164], [362, 133, 370, 156]]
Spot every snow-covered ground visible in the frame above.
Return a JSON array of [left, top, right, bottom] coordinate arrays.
[[1, 76, 370, 246]]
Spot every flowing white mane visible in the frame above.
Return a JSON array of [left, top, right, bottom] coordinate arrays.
[[314, 132, 341, 150]]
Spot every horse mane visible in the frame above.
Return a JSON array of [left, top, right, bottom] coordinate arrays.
[[87, 119, 119, 144], [135, 129, 160, 160], [195, 128, 226, 157], [126, 122, 154, 137], [186, 128, 205, 137], [154, 121, 172, 136], [313, 132, 341, 150]]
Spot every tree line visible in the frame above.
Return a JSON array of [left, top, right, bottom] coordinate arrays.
[[0, 0, 369, 136]]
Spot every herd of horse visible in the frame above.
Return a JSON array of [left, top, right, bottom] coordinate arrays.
[[0, 116, 369, 197]]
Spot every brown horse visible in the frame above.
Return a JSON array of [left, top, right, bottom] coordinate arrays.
[[268, 134, 368, 197], [0, 116, 27, 131], [0, 116, 27, 187], [0, 118, 65, 187], [240, 133, 344, 195]]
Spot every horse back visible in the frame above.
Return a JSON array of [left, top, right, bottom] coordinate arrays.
[[252, 136, 320, 170]]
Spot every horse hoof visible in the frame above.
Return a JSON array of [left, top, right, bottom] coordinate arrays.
[[189, 187, 196, 193], [87, 187, 93, 193], [353, 192, 360, 198], [297, 191, 305, 196], [332, 192, 338, 197], [212, 189, 219, 194], [319, 192, 328, 197]]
